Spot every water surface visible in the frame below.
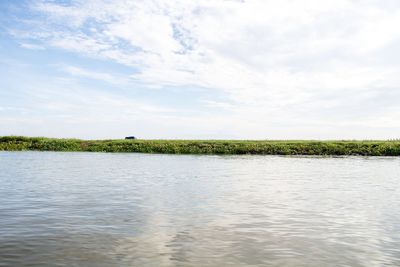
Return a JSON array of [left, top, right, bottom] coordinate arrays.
[[1, 152, 399, 266]]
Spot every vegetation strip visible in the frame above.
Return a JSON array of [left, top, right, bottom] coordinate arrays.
[[1, 136, 400, 156]]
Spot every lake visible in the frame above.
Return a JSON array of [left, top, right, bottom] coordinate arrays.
[[0, 151, 399, 266]]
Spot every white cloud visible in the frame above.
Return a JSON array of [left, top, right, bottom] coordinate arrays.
[[6, 0, 400, 138], [19, 43, 45, 50], [61, 65, 128, 85]]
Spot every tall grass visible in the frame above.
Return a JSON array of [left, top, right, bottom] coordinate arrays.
[[1, 136, 400, 156]]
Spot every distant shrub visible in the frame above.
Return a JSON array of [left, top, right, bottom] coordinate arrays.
[[1, 136, 400, 156]]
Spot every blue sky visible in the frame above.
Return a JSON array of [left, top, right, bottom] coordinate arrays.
[[1, 0, 400, 139]]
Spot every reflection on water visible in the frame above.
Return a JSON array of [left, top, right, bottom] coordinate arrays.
[[0, 151, 400, 266]]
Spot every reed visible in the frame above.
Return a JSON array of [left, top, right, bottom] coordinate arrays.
[[1, 136, 400, 156]]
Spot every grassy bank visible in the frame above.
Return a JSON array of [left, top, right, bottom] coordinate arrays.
[[1, 136, 400, 156]]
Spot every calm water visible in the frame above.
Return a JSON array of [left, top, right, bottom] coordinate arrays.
[[0, 152, 400, 267]]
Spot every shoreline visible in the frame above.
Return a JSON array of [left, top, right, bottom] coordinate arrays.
[[1, 136, 400, 156]]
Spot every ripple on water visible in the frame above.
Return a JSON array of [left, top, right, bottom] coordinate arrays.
[[0, 152, 400, 266]]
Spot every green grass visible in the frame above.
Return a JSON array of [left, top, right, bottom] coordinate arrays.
[[1, 136, 400, 156]]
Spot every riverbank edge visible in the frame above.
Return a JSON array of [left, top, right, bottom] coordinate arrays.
[[1, 136, 400, 156]]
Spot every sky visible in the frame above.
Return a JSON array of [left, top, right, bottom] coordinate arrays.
[[1, 0, 400, 140]]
